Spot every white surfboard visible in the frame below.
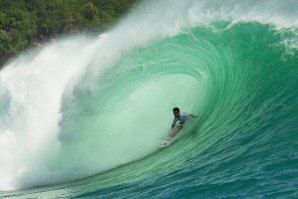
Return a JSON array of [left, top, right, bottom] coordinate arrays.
[[160, 136, 172, 148], [160, 124, 182, 148]]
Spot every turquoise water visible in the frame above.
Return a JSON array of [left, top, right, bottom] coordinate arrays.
[[1, 0, 298, 198]]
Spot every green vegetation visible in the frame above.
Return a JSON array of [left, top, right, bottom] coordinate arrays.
[[0, 0, 139, 68]]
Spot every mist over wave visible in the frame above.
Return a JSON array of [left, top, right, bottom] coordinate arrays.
[[0, 0, 297, 193]]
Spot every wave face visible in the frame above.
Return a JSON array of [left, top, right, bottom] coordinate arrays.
[[0, 0, 298, 198]]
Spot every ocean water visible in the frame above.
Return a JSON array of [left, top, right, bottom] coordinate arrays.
[[0, 0, 298, 198]]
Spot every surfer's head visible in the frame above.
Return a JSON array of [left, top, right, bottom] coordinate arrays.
[[173, 107, 180, 118]]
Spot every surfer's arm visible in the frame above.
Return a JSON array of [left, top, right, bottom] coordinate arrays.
[[171, 118, 178, 129], [188, 114, 198, 118]]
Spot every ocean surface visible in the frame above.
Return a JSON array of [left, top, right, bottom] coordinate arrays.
[[0, 0, 297, 198]]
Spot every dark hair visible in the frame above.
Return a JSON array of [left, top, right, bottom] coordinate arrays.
[[173, 107, 180, 112]]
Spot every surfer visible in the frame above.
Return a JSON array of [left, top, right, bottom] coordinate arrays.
[[170, 107, 197, 137], [160, 107, 198, 147]]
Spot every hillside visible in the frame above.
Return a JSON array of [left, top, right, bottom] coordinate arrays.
[[0, 0, 139, 68]]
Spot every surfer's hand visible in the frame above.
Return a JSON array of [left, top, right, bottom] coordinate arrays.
[[190, 114, 198, 118]]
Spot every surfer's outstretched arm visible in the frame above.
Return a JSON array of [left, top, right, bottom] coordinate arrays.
[[189, 114, 198, 118]]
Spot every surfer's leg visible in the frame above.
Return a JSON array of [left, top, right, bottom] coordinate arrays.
[[170, 124, 183, 137]]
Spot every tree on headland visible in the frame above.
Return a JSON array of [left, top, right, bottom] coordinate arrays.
[[0, 0, 139, 68]]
